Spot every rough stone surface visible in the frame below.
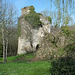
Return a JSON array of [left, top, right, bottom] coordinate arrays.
[[17, 6, 51, 54], [21, 6, 30, 15]]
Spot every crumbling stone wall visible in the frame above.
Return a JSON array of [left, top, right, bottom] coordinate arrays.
[[17, 6, 51, 54], [21, 6, 30, 15]]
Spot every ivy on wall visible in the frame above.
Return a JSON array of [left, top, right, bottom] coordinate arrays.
[[25, 6, 42, 29]]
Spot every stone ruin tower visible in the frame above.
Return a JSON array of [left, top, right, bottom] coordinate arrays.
[[17, 6, 51, 54]]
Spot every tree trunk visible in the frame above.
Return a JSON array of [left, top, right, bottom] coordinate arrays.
[[5, 38, 8, 62], [2, 26, 7, 62]]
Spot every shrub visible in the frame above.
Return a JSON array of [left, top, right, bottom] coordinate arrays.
[[61, 25, 71, 36], [64, 42, 75, 57], [50, 57, 75, 75]]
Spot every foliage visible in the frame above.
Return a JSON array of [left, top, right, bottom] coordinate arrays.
[[0, 27, 18, 57], [54, 22, 60, 28], [37, 13, 43, 16], [29, 6, 35, 13], [61, 25, 71, 36], [6, 27, 18, 56], [47, 16, 52, 24], [65, 42, 75, 52], [69, 25, 75, 43], [50, 34, 75, 75], [25, 6, 42, 28], [50, 57, 75, 75], [0, 0, 18, 62], [36, 32, 65, 59], [64, 42, 75, 57]]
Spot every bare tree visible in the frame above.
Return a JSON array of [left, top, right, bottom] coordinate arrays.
[[0, 0, 7, 62], [0, 0, 18, 62]]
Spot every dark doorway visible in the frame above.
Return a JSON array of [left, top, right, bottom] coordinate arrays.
[[36, 44, 39, 50]]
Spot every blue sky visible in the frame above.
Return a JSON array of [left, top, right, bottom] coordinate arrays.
[[7, 0, 75, 25], [10, 0, 52, 17]]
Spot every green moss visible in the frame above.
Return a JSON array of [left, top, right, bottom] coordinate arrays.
[[29, 6, 35, 13], [37, 13, 43, 16], [25, 6, 42, 29]]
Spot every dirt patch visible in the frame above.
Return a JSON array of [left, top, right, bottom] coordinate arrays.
[[0, 62, 4, 64], [13, 56, 44, 62], [29, 57, 44, 62]]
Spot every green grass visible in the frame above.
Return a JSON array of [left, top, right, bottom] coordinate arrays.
[[0, 53, 34, 62], [0, 53, 51, 75], [0, 57, 2, 62]]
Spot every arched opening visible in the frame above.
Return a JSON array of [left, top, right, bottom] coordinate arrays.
[[40, 24, 43, 27], [36, 44, 39, 50]]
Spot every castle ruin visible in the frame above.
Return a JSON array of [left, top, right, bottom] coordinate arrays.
[[17, 6, 51, 54]]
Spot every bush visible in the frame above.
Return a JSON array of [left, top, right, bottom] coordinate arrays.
[[50, 57, 75, 75], [61, 25, 71, 36], [64, 42, 75, 57]]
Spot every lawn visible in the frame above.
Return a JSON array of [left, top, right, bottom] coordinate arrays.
[[0, 53, 51, 75]]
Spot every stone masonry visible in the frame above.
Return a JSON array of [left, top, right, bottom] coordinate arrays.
[[17, 6, 51, 54]]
